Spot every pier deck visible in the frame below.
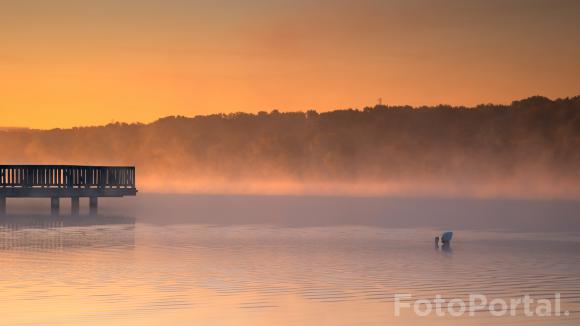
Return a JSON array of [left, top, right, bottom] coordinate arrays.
[[0, 165, 137, 216]]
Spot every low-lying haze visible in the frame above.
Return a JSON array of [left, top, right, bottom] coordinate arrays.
[[1, 96, 579, 198]]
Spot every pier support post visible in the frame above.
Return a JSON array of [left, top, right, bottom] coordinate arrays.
[[51, 197, 60, 216], [71, 197, 80, 216], [89, 197, 98, 216], [0, 196, 5, 216]]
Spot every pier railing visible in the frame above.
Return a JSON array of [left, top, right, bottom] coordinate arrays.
[[0, 165, 135, 189]]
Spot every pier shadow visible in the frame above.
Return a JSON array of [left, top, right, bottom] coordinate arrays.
[[0, 215, 135, 250]]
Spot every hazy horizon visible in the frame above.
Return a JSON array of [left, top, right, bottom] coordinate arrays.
[[0, 94, 576, 130], [2, 0, 580, 129], [2, 95, 579, 199]]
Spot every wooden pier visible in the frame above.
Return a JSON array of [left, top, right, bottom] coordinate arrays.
[[0, 165, 137, 216]]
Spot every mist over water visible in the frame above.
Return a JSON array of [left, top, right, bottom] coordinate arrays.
[[6, 194, 580, 232], [1, 194, 580, 326]]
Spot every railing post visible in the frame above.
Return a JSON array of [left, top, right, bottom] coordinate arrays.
[[99, 167, 106, 188]]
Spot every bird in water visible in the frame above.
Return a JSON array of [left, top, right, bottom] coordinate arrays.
[[435, 231, 453, 252]]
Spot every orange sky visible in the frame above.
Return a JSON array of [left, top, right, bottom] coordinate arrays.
[[1, 0, 579, 129]]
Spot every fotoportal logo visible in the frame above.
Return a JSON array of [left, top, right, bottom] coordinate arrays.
[[394, 293, 570, 317]]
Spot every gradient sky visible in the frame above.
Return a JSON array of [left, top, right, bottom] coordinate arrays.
[[1, 0, 579, 129]]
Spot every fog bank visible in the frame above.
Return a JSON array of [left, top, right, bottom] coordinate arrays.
[[2, 96, 579, 198]]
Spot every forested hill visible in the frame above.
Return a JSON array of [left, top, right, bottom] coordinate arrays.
[[2, 96, 580, 197]]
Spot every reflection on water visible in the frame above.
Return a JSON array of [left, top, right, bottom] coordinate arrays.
[[0, 215, 135, 250], [0, 209, 579, 325]]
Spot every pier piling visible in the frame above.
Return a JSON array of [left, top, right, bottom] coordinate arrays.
[[89, 197, 98, 216], [51, 197, 60, 216], [0, 196, 5, 216], [71, 197, 80, 216]]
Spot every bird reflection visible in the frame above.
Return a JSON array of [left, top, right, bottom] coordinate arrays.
[[441, 242, 453, 254], [0, 215, 135, 250]]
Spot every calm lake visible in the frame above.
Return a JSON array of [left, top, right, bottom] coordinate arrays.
[[1, 195, 579, 326]]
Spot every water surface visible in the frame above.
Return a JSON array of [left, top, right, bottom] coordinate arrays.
[[1, 195, 579, 326]]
